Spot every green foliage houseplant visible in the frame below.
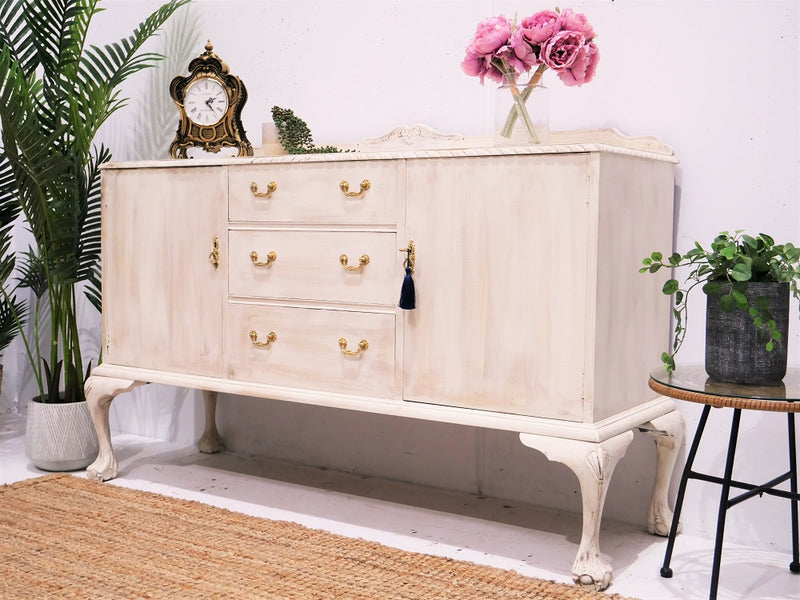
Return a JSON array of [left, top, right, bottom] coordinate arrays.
[[641, 231, 800, 382], [0, 0, 189, 466]]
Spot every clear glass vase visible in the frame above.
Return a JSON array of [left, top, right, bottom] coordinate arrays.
[[494, 81, 549, 145]]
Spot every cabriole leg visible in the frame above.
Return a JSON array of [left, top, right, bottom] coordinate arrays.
[[196, 390, 224, 454], [642, 409, 685, 536], [85, 375, 143, 482], [519, 430, 635, 591]]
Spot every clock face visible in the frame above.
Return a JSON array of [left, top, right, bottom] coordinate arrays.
[[184, 77, 229, 126]]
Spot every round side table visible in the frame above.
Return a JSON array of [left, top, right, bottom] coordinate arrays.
[[649, 365, 800, 600]]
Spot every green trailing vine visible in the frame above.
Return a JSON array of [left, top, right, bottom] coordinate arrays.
[[641, 231, 800, 373], [271, 106, 345, 155]]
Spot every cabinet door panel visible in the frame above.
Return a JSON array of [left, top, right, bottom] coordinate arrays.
[[102, 167, 226, 376], [403, 155, 592, 420]]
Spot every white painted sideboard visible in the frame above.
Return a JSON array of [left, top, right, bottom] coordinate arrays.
[[87, 135, 684, 590]]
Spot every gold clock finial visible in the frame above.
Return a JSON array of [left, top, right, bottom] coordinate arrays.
[[204, 40, 213, 54]]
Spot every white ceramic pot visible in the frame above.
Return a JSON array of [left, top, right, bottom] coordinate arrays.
[[25, 398, 99, 471]]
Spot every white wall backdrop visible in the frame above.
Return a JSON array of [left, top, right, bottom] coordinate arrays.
[[3, 0, 799, 555]]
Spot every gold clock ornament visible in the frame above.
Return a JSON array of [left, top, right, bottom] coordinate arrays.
[[169, 41, 253, 158]]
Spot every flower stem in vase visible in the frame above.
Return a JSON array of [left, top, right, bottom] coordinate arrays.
[[503, 83, 539, 143], [501, 64, 547, 139]]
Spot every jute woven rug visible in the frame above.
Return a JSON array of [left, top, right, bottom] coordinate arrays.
[[0, 474, 641, 599]]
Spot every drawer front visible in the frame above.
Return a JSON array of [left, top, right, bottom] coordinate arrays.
[[229, 230, 398, 305], [226, 304, 395, 398], [229, 161, 401, 224]]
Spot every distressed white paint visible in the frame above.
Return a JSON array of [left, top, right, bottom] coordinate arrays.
[[89, 140, 681, 589]]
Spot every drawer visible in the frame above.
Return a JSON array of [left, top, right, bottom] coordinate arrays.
[[226, 303, 395, 398], [229, 161, 401, 224], [228, 230, 398, 305]]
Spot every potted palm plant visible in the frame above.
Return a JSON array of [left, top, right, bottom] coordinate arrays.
[[0, 0, 189, 470], [642, 231, 800, 385]]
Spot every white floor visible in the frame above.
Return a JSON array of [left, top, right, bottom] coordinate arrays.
[[2, 412, 798, 600]]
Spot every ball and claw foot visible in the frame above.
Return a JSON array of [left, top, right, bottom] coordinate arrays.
[[574, 569, 612, 591], [660, 566, 673, 578], [572, 548, 613, 591], [86, 452, 118, 482]]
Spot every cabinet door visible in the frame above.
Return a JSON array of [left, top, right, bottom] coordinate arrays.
[[403, 154, 592, 420], [101, 167, 226, 376]]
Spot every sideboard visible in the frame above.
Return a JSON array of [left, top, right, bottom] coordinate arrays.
[[86, 133, 684, 590]]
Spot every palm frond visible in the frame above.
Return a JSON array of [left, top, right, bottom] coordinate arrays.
[[131, 3, 203, 160], [0, 0, 38, 74]]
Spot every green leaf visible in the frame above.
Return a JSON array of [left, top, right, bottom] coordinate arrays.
[[731, 262, 752, 281], [719, 295, 735, 312], [651, 251, 663, 261], [732, 289, 748, 310], [742, 234, 758, 249], [702, 281, 722, 296], [766, 341, 774, 352], [662, 279, 679, 294], [668, 252, 682, 265]]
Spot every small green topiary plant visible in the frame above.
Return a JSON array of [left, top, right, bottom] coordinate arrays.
[[271, 106, 345, 154], [641, 230, 800, 372]]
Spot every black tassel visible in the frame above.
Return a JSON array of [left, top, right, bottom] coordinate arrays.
[[399, 266, 415, 310]]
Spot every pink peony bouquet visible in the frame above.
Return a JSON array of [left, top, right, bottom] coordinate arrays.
[[461, 8, 599, 141]]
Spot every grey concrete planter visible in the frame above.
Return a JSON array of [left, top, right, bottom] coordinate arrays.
[[705, 281, 790, 385], [25, 398, 99, 471]]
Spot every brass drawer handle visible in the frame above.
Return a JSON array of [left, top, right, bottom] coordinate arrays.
[[209, 236, 220, 269], [249, 330, 277, 347], [250, 250, 277, 267], [339, 253, 370, 272], [250, 181, 277, 197], [339, 337, 368, 356], [339, 179, 370, 198]]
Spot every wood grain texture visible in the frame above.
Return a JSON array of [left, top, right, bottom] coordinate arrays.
[[228, 161, 402, 224], [100, 145, 674, 426], [228, 229, 398, 305], [225, 303, 396, 398]]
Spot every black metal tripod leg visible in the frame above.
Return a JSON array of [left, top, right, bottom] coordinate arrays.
[[708, 408, 742, 600], [661, 404, 713, 578], [789, 412, 800, 574]]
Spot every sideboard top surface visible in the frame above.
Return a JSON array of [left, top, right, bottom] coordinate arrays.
[[103, 131, 678, 171]]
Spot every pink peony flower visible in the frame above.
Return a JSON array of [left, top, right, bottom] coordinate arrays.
[[559, 8, 595, 40], [469, 15, 512, 55], [557, 41, 599, 86], [541, 29, 586, 70], [509, 28, 540, 69], [461, 14, 532, 84], [518, 10, 561, 45]]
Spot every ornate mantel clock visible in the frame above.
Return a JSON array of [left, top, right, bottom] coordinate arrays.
[[169, 41, 253, 158]]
